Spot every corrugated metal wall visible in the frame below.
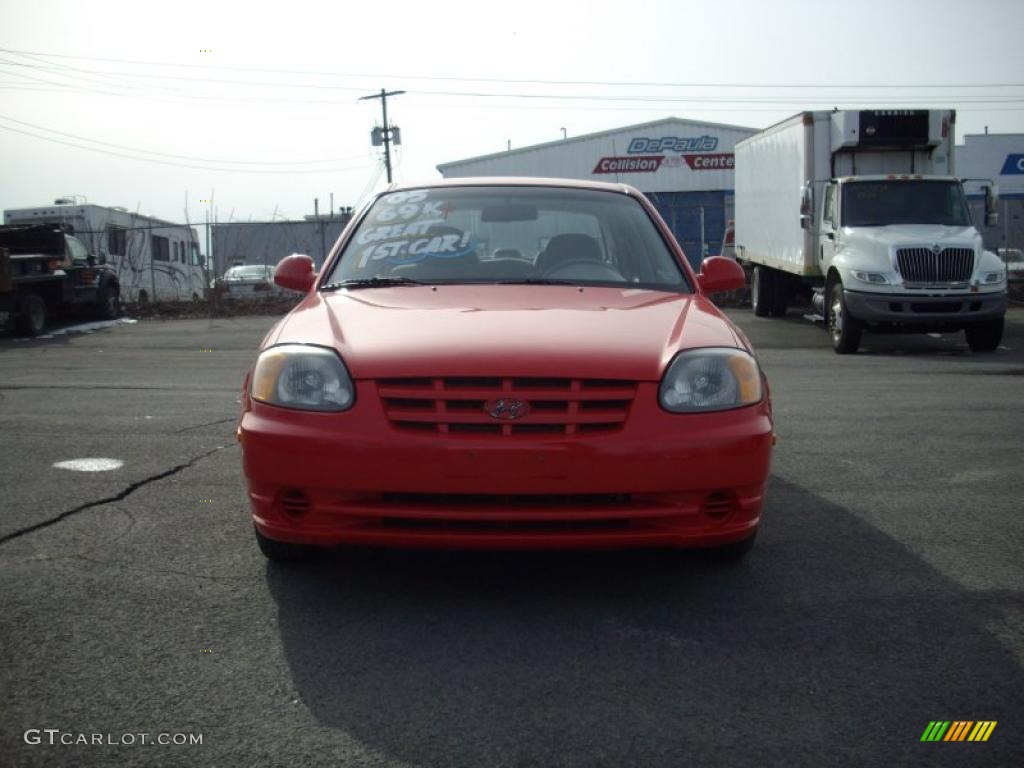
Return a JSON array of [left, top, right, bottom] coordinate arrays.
[[645, 191, 731, 269]]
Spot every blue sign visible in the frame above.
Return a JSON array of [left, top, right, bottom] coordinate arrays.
[[999, 154, 1024, 175], [627, 136, 718, 154]]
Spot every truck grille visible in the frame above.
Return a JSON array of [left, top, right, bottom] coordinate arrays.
[[895, 247, 973, 284], [377, 377, 636, 437]]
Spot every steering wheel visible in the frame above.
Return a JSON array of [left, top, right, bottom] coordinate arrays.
[[541, 259, 625, 281]]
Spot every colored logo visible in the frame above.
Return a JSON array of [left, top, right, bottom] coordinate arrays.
[[682, 153, 735, 170], [627, 136, 719, 153], [485, 399, 530, 420], [920, 721, 997, 742], [999, 154, 1024, 175], [592, 156, 664, 174]]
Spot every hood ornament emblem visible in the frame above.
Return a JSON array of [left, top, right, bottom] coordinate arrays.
[[932, 244, 942, 255], [485, 399, 530, 420]]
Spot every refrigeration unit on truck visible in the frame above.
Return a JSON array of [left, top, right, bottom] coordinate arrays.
[[3, 201, 206, 304], [733, 109, 1006, 353]]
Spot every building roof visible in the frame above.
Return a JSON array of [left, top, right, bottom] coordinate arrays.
[[436, 116, 758, 172]]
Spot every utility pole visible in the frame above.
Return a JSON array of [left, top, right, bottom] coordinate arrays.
[[360, 88, 405, 183]]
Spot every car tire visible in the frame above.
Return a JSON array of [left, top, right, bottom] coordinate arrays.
[[96, 286, 120, 320], [709, 530, 757, 561], [964, 318, 1003, 352], [254, 526, 314, 563], [15, 294, 47, 336], [751, 266, 774, 317], [828, 278, 862, 354]]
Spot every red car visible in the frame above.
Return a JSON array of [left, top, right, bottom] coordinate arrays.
[[239, 178, 773, 561]]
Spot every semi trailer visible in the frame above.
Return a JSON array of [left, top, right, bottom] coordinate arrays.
[[734, 109, 1006, 353]]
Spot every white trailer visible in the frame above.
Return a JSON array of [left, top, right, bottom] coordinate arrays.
[[3, 202, 206, 303], [734, 109, 1006, 353]]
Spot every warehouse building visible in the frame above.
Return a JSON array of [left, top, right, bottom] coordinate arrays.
[[211, 211, 352, 277], [957, 132, 1024, 253], [437, 117, 757, 268]]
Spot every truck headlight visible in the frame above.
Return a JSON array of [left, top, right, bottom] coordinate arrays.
[[850, 270, 889, 285], [251, 344, 354, 411], [659, 348, 763, 413], [982, 271, 1005, 284]]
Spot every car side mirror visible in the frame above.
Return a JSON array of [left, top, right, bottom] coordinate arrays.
[[274, 254, 317, 292], [697, 256, 746, 295]]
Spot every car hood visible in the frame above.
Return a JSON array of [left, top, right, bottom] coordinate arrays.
[[269, 285, 745, 380]]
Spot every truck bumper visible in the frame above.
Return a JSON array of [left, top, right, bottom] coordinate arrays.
[[844, 289, 1006, 328]]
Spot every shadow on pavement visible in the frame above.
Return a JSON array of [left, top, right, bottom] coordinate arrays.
[[265, 476, 1023, 767]]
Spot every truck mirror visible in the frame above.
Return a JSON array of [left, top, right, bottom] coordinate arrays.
[[799, 182, 813, 230], [984, 183, 999, 226]]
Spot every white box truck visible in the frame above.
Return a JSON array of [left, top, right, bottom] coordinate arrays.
[[734, 109, 1006, 353]]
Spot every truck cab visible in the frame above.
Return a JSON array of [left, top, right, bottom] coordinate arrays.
[[0, 224, 121, 335], [816, 174, 1006, 352]]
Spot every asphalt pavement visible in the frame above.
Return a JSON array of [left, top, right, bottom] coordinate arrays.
[[1, 306, 1022, 767]]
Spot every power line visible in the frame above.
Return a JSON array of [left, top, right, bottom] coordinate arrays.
[[2, 46, 1021, 89], [0, 123, 380, 175], [0, 113, 374, 166], [3, 66, 1021, 109]]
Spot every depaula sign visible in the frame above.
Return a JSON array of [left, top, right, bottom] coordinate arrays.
[[627, 136, 719, 153], [999, 154, 1024, 175]]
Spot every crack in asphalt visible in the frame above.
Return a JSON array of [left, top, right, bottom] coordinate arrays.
[[0, 446, 229, 547], [176, 417, 237, 433]]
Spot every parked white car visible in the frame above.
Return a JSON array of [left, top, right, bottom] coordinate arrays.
[[998, 248, 1023, 284], [217, 265, 284, 298]]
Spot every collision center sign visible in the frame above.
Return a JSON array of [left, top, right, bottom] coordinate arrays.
[[592, 156, 664, 174], [592, 134, 733, 174]]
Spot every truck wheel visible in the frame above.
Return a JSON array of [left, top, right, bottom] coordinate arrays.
[[15, 294, 47, 336], [828, 279, 862, 354], [254, 526, 314, 563], [965, 318, 1003, 352], [770, 271, 790, 317], [751, 266, 774, 317], [96, 286, 120, 320]]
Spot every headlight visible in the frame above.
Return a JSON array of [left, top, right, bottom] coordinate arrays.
[[659, 348, 763, 413], [850, 270, 888, 285], [982, 271, 1005, 284], [251, 344, 354, 411]]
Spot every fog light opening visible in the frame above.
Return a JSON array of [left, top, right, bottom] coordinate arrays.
[[278, 488, 312, 519], [701, 491, 734, 520]]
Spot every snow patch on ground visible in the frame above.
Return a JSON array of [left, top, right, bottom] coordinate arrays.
[[16, 317, 137, 341]]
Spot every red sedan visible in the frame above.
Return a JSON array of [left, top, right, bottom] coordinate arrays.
[[239, 178, 773, 561]]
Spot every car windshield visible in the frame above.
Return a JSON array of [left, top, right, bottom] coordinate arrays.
[[226, 266, 270, 279], [842, 180, 972, 227], [323, 186, 690, 291]]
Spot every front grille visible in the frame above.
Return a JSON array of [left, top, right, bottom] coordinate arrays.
[[896, 247, 973, 284], [378, 377, 636, 437]]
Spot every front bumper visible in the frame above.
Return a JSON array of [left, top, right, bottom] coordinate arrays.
[[240, 383, 773, 550], [844, 289, 1006, 327]]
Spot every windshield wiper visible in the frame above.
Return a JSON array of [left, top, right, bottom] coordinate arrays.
[[495, 278, 582, 285], [320, 276, 427, 291]]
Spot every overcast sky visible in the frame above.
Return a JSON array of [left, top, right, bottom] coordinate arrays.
[[0, 0, 1021, 234]]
